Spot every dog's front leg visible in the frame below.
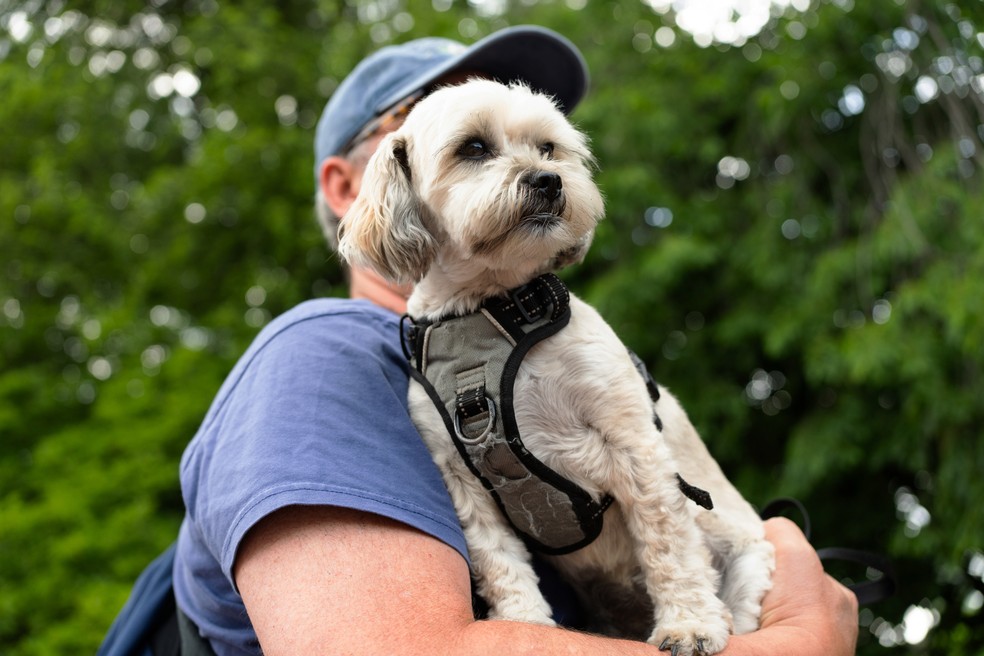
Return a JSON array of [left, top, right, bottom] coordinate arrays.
[[605, 429, 733, 655], [410, 384, 555, 625], [442, 462, 557, 625]]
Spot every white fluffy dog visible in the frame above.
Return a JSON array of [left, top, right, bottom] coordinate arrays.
[[338, 79, 774, 655]]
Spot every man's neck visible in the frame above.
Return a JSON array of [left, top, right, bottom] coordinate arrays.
[[349, 266, 411, 315]]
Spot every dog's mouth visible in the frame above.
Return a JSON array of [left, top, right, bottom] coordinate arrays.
[[520, 212, 563, 228], [518, 195, 567, 230], [472, 211, 564, 256], [471, 198, 568, 257]]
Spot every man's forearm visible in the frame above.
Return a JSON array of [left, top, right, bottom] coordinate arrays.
[[453, 619, 662, 655], [235, 508, 857, 656]]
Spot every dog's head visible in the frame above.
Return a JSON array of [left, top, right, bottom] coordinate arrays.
[[337, 79, 604, 288]]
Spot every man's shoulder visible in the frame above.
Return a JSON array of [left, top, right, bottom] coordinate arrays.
[[206, 298, 405, 414], [269, 297, 397, 331], [252, 297, 399, 351]]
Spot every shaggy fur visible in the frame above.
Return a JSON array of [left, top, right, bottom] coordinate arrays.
[[338, 79, 774, 655]]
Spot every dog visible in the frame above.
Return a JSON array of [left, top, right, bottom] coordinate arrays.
[[338, 79, 774, 655]]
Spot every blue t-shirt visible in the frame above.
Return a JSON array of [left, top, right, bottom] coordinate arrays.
[[173, 298, 584, 655], [173, 299, 468, 655]]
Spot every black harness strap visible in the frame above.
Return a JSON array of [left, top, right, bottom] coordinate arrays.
[[493, 282, 615, 553], [483, 273, 571, 341], [630, 350, 712, 509]]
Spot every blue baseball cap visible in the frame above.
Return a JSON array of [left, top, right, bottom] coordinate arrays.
[[314, 25, 588, 181]]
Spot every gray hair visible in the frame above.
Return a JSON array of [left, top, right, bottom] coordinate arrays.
[[314, 187, 342, 250], [314, 138, 377, 251]]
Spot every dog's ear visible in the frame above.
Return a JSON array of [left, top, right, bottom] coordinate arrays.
[[337, 134, 437, 283]]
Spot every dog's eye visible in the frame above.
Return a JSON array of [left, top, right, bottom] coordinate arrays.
[[539, 142, 555, 159], [458, 139, 490, 160]]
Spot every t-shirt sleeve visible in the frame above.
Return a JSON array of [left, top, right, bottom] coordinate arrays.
[[179, 304, 468, 585]]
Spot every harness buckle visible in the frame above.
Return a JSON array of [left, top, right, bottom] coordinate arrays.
[[509, 283, 542, 324]]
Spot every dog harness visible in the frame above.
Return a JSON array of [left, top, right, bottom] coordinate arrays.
[[402, 273, 716, 555], [402, 273, 614, 554]]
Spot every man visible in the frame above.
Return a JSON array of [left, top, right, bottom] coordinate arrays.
[[159, 26, 858, 656]]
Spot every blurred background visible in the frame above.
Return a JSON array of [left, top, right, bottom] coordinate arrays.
[[1, 0, 982, 653]]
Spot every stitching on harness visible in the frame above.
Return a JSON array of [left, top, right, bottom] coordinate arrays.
[[480, 308, 518, 346]]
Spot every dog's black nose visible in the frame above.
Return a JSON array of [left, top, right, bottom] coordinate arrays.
[[531, 171, 563, 201]]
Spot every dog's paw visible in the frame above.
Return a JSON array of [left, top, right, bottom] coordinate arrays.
[[648, 602, 732, 656], [648, 622, 729, 656], [649, 631, 727, 656]]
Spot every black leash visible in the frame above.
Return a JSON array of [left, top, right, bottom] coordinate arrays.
[[760, 498, 897, 605], [760, 498, 813, 541]]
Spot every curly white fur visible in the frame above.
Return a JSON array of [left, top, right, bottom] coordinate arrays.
[[338, 79, 774, 655]]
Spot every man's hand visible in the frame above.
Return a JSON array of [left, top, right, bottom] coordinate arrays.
[[723, 517, 859, 656]]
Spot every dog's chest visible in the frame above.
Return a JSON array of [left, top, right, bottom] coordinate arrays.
[[509, 296, 655, 484]]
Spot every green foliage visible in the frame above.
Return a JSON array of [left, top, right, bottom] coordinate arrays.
[[1, 0, 982, 653]]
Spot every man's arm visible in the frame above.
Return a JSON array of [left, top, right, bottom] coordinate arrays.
[[735, 517, 860, 655], [234, 507, 857, 655]]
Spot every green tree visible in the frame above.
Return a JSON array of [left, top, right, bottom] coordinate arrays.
[[1, 1, 981, 653]]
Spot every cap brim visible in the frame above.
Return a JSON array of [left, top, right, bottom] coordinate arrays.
[[375, 25, 588, 116]]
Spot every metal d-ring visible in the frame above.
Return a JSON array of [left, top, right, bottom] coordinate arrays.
[[453, 396, 497, 445]]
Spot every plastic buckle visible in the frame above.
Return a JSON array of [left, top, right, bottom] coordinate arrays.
[[509, 283, 542, 324]]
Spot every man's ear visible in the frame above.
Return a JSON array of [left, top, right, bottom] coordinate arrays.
[[337, 134, 437, 284], [320, 156, 359, 218]]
